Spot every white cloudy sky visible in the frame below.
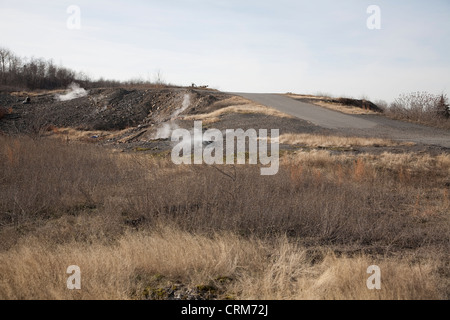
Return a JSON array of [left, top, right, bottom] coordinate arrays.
[[1, 0, 449, 102]]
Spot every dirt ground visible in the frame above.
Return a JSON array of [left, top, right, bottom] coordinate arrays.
[[1, 87, 448, 158]]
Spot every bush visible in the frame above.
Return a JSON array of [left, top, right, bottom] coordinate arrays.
[[374, 100, 388, 111], [436, 94, 450, 119], [2, 135, 448, 251], [387, 92, 450, 129]]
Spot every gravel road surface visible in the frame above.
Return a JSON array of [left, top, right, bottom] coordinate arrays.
[[235, 93, 450, 148]]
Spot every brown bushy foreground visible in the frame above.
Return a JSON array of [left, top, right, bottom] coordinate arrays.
[[0, 136, 448, 300]]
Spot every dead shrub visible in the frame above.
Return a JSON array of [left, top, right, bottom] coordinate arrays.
[[0, 135, 448, 299], [387, 92, 450, 129]]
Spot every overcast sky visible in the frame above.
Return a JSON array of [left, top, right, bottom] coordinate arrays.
[[1, 0, 449, 102]]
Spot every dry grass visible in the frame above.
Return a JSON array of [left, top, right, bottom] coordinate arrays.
[[286, 93, 331, 99], [0, 227, 441, 300], [284, 149, 450, 179], [0, 135, 448, 300], [184, 96, 293, 121], [43, 126, 131, 143], [233, 243, 440, 300], [0, 226, 259, 300], [286, 94, 377, 115], [365, 152, 450, 173], [10, 89, 66, 97], [279, 133, 410, 147], [313, 101, 379, 115]]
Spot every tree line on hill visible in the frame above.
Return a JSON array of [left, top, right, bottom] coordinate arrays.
[[0, 46, 159, 91]]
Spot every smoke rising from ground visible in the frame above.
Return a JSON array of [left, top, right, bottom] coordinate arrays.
[[153, 122, 180, 139], [55, 83, 88, 101], [171, 94, 191, 119], [152, 94, 190, 139]]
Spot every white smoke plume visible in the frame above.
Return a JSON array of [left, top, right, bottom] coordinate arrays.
[[171, 94, 190, 119], [153, 122, 180, 139], [55, 83, 88, 101], [152, 94, 190, 139]]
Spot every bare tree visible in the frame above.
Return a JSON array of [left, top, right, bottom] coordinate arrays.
[[0, 46, 168, 91], [154, 69, 165, 85], [0, 47, 11, 83]]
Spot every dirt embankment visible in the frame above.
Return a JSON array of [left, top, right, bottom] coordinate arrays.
[[0, 87, 325, 150], [1, 87, 448, 156], [286, 93, 383, 114], [0, 87, 229, 134]]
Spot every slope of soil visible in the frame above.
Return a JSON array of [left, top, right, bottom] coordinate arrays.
[[0, 88, 228, 134]]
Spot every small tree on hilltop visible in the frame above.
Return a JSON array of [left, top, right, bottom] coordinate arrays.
[[435, 94, 449, 119]]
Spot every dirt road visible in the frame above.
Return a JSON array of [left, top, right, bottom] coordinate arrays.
[[235, 93, 450, 149]]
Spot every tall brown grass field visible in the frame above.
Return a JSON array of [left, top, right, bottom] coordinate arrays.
[[0, 135, 448, 300]]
